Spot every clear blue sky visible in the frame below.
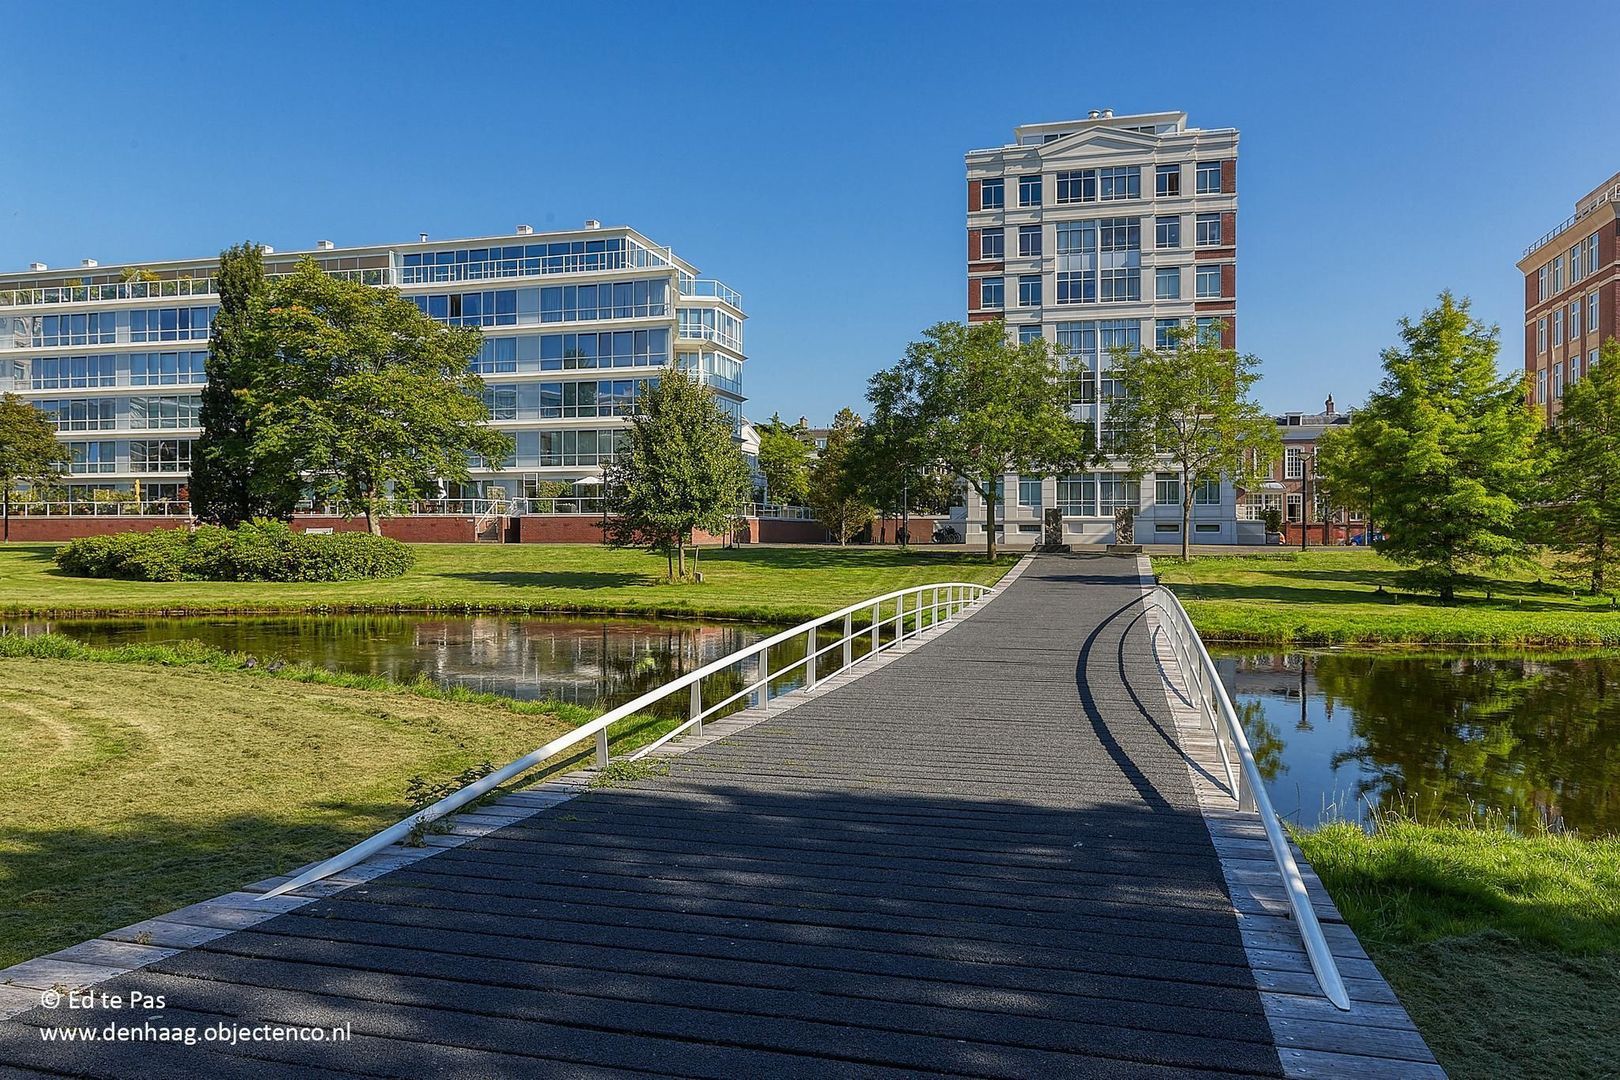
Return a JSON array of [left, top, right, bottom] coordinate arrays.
[[3, 1, 1615, 422]]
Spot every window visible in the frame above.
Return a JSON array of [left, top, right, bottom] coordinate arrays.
[[1057, 475, 1095, 516], [1097, 472, 1140, 514], [1554, 361, 1564, 398], [1155, 215, 1181, 249], [1538, 265, 1550, 302], [1155, 472, 1182, 505], [979, 228, 1004, 261], [68, 441, 117, 474], [1553, 310, 1563, 346], [1537, 368, 1547, 404], [1154, 318, 1180, 348], [1285, 446, 1305, 479], [1155, 164, 1181, 197], [1552, 256, 1564, 294], [1571, 243, 1585, 284], [1018, 324, 1043, 344], [1588, 233, 1601, 276], [1590, 292, 1600, 334], [1195, 265, 1222, 298], [1286, 493, 1303, 522], [129, 439, 192, 473], [979, 277, 1004, 309], [1099, 319, 1141, 356], [1018, 476, 1042, 509], [130, 351, 208, 386], [1195, 212, 1222, 247], [129, 395, 200, 430], [33, 312, 118, 348], [1056, 220, 1095, 255], [1098, 166, 1140, 201], [1155, 267, 1181, 300], [979, 178, 1004, 209], [1057, 272, 1094, 305], [1018, 275, 1042, 307], [1538, 317, 1548, 353], [1591, 349, 1600, 378], [1018, 175, 1042, 207], [30, 354, 117, 390], [1193, 478, 1220, 505], [1196, 316, 1221, 343], [1569, 353, 1581, 383], [1098, 217, 1140, 252], [401, 237, 634, 282], [1099, 268, 1140, 303], [1195, 161, 1222, 194], [37, 398, 116, 431], [1018, 224, 1042, 257], [1056, 170, 1096, 204]]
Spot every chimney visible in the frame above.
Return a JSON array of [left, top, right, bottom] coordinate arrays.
[[516, 224, 534, 235], [583, 219, 601, 230], [316, 239, 334, 250], [418, 233, 429, 243], [80, 258, 98, 268], [1101, 108, 1114, 118], [1087, 110, 1100, 119], [1325, 394, 1336, 416], [28, 261, 47, 271]]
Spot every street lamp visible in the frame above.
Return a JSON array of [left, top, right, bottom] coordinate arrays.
[[1300, 452, 1313, 552]]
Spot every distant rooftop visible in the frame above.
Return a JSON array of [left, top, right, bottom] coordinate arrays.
[[968, 110, 1233, 155]]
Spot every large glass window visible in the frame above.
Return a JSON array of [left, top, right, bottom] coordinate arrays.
[[130, 307, 215, 343], [1057, 475, 1095, 516], [1098, 166, 1140, 201], [1099, 268, 1140, 303], [30, 354, 118, 389], [1056, 170, 1096, 204], [1155, 164, 1181, 197], [37, 398, 116, 431], [1018, 275, 1042, 308], [1056, 272, 1093, 305], [1195, 161, 1222, 193], [1098, 217, 1140, 252], [1590, 292, 1600, 334], [1195, 264, 1223, 298], [400, 237, 639, 283], [979, 228, 1004, 261], [1155, 267, 1181, 300], [1018, 224, 1042, 257], [1018, 175, 1042, 207], [979, 178, 1004, 209], [129, 395, 200, 429], [68, 441, 117, 474], [1193, 478, 1221, 505], [130, 439, 192, 473], [130, 351, 208, 386], [1099, 319, 1141, 356], [1154, 318, 1180, 348], [1097, 472, 1140, 514], [1155, 472, 1182, 506], [1195, 213, 1222, 247], [1018, 476, 1042, 509], [1017, 324, 1043, 345], [979, 277, 1004, 309], [1538, 317, 1548, 353], [32, 312, 119, 348], [1155, 216, 1181, 249]]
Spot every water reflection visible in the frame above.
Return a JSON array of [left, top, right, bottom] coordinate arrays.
[[1, 614, 781, 714], [1216, 651, 1620, 836]]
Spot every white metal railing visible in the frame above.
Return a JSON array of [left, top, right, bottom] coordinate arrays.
[[1144, 584, 1350, 1011], [399, 248, 670, 286], [1523, 182, 1620, 257], [7, 500, 191, 517], [750, 502, 815, 520], [681, 279, 744, 307], [0, 267, 390, 309], [261, 580, 994, 900]]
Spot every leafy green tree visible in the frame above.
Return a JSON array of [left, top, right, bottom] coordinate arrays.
[[0, 393, 66, 542], [756, 418, 812, 505], [848, 418, 956, 545], [807, 408, 875, 546], [246, 259, 512, 535], [1107, 322, 1279, 561], [868, 320, 1092, 558], [603, 367, 750, 579], [191, 242, 302, 525], [1533, 338, 1620, 594], [1317, 293, 1538, 601]]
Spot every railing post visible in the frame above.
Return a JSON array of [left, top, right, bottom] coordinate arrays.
[[690, 679, 703, 736], [805, 626, 817, 688], [595, 726, 610, 767], [932, 586, 940, 628], [871, 602, 880, 653], [843, 612, 853, 669]]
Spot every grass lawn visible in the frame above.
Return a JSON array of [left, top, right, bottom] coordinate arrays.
[[0, 543, 1013, 622], [1298, 818, 1620, 1079], [0, 654, 648, 969], [1155, 549, 1620, 645]]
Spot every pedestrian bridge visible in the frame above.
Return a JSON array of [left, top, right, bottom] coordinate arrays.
[[0, 555, 1441, 1078]]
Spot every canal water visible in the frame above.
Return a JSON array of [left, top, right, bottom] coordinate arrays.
[[7, 614, 1618, 835], [1215, 650, 1620, 836]]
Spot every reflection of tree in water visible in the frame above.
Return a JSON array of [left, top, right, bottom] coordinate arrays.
[[1237, 699, 1287, 784], [1310, 653, 1620, 834]]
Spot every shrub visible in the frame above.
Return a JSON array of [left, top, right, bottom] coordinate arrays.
[[55, 521, 414, 582]]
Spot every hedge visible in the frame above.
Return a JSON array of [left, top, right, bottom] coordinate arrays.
[[54, 521, 415, 582]]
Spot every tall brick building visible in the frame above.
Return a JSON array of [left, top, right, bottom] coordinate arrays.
[[1518, 174, 1620, 421]]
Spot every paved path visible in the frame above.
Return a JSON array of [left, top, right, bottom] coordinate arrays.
[[0, 556, 1315, 1077]]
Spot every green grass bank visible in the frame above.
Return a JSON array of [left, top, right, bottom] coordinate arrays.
[[0, 543, 1015, 622], [1298, 817, 1620, 1079], [1156, 549, 1620, 645]]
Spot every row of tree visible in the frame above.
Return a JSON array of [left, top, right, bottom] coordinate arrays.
[[1318, 292, 1620, 600]]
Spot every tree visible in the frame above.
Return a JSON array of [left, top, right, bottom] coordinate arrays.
[[807, 408, 875, 545], [848, 417, 956, 545], [868, 320, 1092, 558], [1316, 292, 1538, 601], [1532, 338, 1620, 594], [191, 241, 304, 525], [602, 367, 750, 579], [1107, 322, 1279, 561], [0, 393, 66, 542], [756, 418, 812, 505], [246, 259, 513, 535]]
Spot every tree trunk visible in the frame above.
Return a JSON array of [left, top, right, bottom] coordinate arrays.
[[677, 537, 687, 579], [1181, 486, 1193, 563], [1594, 530, 1606, 595], [691, 539, 699, 576], [982, 479, 998, 562], [2, 484, 8, 543]]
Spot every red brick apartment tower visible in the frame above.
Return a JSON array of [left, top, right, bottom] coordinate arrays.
[[962, 109, 1243, 548], [1518, 173, 1620, 422]]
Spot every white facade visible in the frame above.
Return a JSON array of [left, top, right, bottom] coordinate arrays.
[[0, 224, 745, 505], [964, 110, 1251, 547]]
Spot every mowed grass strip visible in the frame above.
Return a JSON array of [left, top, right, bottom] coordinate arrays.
[[1298, 818, 1620, 1079], [0, 543, 1015, 621], [0, 657, 624, 968], [1156, 549, 1620, 645]]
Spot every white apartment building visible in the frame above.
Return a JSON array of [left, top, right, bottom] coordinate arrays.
[[964, 109, 1252, 546], [0, 223, 745, 507]]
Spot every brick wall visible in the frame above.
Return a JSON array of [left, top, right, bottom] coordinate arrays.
[[2, 516, 181, 543], [1221, 158, 1236, 194]]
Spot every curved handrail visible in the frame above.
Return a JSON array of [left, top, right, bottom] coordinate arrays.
[[1144, 584, 1352, 1012], [260, 580, 994, 900]]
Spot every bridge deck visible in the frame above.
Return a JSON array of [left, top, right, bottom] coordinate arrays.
[[0, 555, 1425, 1078]]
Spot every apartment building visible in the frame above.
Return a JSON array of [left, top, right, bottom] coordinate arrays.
[[1518, 174, 1620, 421], [0, 223, 746, 506], [964, 109, 1240, 547], [1237, 396, 1367, 545]]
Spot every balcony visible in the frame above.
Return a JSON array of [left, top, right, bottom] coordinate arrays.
[[399, 245, 671, 287], [679, 279, 744, 308], [0, 266, 392, 310]]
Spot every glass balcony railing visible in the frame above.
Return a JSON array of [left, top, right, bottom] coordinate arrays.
[[0, 266, 392, 309], [680, 279, 743, 307], [399, 245, 671, 286]]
